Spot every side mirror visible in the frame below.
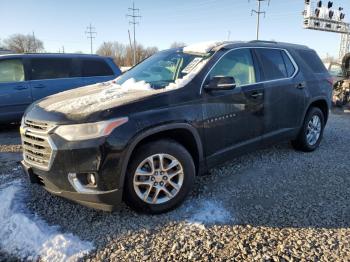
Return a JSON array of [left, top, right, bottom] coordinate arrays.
[[204, 76, 236, 91]]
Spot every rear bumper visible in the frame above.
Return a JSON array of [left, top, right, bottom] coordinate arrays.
[[21, 160, 121, 211]]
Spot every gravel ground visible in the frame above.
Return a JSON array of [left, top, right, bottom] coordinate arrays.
[[1, 110, 350, 261]]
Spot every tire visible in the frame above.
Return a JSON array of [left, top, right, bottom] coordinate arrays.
[[124, 139, 195, 214], [291, 107, 325, 152]]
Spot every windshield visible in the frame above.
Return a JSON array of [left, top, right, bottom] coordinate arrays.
[[116, 50, 209, 89]]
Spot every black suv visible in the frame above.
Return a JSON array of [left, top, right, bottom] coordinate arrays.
[[20, 41, 332, 213]]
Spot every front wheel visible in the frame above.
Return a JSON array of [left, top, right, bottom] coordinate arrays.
[[124, 139, 195, 214], [291, 107, 325, 152]]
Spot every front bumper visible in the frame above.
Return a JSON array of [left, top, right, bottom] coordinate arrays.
[[21, 160, 121, 211], [20, 129, 127, 211]]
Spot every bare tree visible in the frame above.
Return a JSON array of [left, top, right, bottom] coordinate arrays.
[[322, 54, 338, 64], [135, 44, 158, 64], [4, 34, 44, 53], [170, 42, 186, 48], [97, 41, 158, 66]]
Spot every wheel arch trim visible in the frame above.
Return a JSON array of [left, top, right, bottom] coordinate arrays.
[[303, 97, 330, 123], [118, 123, 204, 194]]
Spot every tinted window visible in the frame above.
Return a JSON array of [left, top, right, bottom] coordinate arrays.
[[81, 59, 113, 77], [256, 49, 288, 80], [281, 51, 296, 77], [31, 58, 73, 80], [0, 59, 25, 83], [297, 50, 327, 74], [208, 49, 256, 86]]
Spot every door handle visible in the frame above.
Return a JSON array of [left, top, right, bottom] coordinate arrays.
[[32, 84, 45, 89], [296, 82, 306, 89], [14, 85, 28, 90], [250, 92, 263, 98]]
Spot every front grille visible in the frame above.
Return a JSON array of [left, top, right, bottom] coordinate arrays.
[[25, 119, 50, 132], [21, 119, 56, 170]]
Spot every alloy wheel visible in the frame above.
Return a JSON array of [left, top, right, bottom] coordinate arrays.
[[306, 115, 322, 146], [133, 153, 184, 204]]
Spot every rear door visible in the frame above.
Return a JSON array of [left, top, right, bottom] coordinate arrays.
[[79, 58, 116, 86], [202, 48, 265, 166], [28, 57, 82, 101], [254, 48, 305, 143], [0, 58, 31, 122]]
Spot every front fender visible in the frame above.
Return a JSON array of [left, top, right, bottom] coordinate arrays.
[[117, 122, 204, 197]]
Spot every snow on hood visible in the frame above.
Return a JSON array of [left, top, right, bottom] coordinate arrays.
[[0, 180, 93, 261], [38, 58, 210, 118], [38, 78, 155, 118], [183, 41, 224, 54]]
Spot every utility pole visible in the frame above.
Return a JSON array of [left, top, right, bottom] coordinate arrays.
[[85, 23, 97, 54], [32, 31, 36, 52], [250, 0, 270, 40], [127, 2, 141, 65]]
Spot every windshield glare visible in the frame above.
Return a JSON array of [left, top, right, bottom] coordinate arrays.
[[116, 50, 208, 89]]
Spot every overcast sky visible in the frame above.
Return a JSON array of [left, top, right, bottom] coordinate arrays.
[[1, 0, 349, 58]]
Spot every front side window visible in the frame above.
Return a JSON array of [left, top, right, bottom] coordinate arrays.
[[207, 49, 256, 86], [116, 50, 210, 89], [31, 58, 73, 80], [0, 59, 25, 83]]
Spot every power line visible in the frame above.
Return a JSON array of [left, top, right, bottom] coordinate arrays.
[[250, 0, 270, 40], [127, 2, 141, 65], [85, 23, 97, 54]]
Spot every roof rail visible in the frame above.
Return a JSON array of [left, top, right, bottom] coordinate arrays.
[[23, 52, 99, 56], [249, 40, 278, 44]]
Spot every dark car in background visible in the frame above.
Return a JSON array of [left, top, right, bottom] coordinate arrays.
[[0, 53, 121, 123], [20, 40, 332, 214]]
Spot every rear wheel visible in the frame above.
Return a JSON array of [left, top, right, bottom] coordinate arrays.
[[291, 107, 325, 152], [124, 139, 195, 214]]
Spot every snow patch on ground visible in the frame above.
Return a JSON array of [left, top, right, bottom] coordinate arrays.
[[184, 200, 232, 227], [0, 180, 93, 261], [183, 41, 224, 54]]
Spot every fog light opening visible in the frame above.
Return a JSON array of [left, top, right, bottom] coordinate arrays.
[[87, 173, 97, 186]]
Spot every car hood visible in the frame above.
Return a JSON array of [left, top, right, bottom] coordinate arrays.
[[36, 80, 162, 121]]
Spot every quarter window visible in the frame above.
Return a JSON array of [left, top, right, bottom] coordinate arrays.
[[297, 50, 327, 74], [31, 58, 73, 80], [0, 59, 25, 83], [208, 49, 256, 86]]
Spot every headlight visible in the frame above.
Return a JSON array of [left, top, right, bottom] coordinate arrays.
[[54, 117, 128, 141]]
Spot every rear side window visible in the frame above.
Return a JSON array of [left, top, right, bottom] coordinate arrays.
[[81, 59, 114, 77], [31, 58, 73, 80], [256, 49, 295, 80], [297, 50, 327, 74], [0, 59, 25, 83]]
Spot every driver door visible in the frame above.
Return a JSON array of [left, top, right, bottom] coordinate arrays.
[[202, 48, 265, 166]]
